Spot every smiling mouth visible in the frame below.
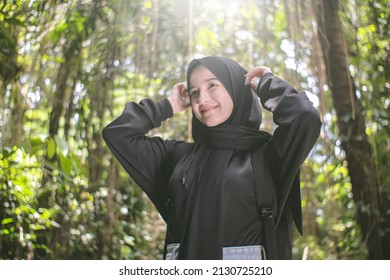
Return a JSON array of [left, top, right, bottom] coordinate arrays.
[[201, 105, 218, 115]]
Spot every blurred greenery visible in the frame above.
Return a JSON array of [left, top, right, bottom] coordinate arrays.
[[0, 0, 388, 259]]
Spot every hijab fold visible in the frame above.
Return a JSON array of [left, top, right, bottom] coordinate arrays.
[[178, 56, 273, 259]]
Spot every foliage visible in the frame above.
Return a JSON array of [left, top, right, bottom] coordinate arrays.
[[0, 146, 48, 259], [0, 0, 388, 259]]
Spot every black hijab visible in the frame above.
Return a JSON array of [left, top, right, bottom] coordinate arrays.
[[177, 56, 272, 259]]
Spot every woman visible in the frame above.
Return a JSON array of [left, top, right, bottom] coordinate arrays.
[[102, 56, 321, 260]]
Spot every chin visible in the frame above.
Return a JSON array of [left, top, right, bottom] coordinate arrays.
[[203, 119, 223, 127]]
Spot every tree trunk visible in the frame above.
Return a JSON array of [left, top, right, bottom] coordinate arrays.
[[148, 0, 159, 78], [4, 86, 25, 147], [1, 25, 22, 148], [48, 42, 78, 137], [314, 0, 385, 259]]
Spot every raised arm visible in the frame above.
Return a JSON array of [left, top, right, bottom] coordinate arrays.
[[246, 67, 321, 166], [102, 83, 190, 220], [246, 67, 322, 230]]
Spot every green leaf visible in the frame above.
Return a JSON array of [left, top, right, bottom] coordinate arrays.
[[1, 218, 14, 225], [50, 21, 68, 44], [47, 138, 56, 159], [30, 224, 46, 231], [55, 135, 69, 157], [1, 229, 10, 235], [29, 135, 47, 155], [2, 147, 14, 158], [59, 154, 72, 176]]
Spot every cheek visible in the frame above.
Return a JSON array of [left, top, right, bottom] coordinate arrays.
[[191, 104, 201, 118], [222, 96, 234, 116], [228, 101, 234, 115], [191, 103, 196, 113]]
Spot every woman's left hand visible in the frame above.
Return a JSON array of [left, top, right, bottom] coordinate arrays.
[[245, 66, 272, 92], [167, 82, 191, 114]]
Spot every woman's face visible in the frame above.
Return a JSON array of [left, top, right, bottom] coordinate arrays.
[[189, 65, 234, 127]]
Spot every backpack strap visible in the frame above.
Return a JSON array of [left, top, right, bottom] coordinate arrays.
[[262, 206, 277, 259], [251, 148, 278, 259]]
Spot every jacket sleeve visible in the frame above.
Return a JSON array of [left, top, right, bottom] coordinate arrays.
[[102, 98, 175, 221], [256, 73, 322, 231]]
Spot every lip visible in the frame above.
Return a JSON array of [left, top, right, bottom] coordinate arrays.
[[200, 105, 218, 115]]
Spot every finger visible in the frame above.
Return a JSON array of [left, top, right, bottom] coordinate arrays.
[[179, 85, 188, 96], [245, 66, 272, 85], [183, 97, 191, 107], [245, 68, 262, 85], [178, 83, 187, 93], [250, 76, 261, 91], [180, 89, 189, 99], [180, 92, 191, 107], [245, 70, 261, 86]]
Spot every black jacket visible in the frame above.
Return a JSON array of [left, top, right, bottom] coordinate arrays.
[[102, 73, 322, 259]]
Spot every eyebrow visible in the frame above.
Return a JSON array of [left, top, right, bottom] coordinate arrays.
[[189, 77, 219, 91]]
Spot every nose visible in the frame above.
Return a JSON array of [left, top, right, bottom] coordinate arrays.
[[196, 90, 210, 104]]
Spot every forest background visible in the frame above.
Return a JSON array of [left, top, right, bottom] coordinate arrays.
[[0, 0, 389, 260]]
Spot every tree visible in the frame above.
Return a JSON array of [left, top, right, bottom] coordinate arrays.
[[314, 0, 388, 259], [1, 0, 388, 260]]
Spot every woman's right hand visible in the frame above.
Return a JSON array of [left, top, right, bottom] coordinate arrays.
[[245, 66, 272, 92], [167, 82, 191, 114]]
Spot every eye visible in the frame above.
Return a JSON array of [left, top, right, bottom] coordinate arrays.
[[189, 89, 200, 99], [208, 82, 218, 90]]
